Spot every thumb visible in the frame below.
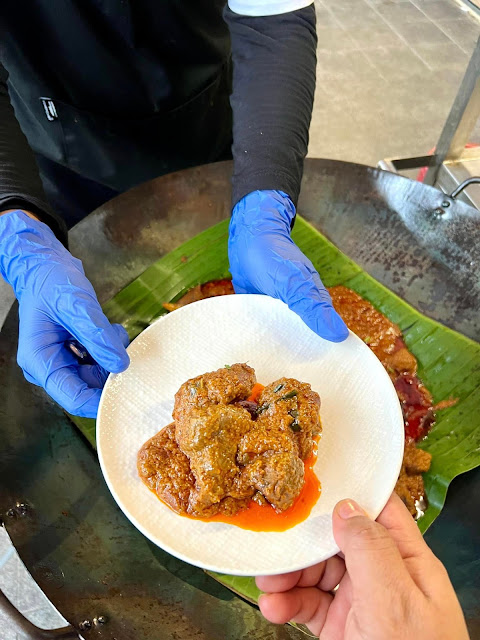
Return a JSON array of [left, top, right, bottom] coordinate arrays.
[[333, 499, 415, 597], [57, 289, 130, 373], [284, 261, 349, 343], [76, 324, 131, 388]]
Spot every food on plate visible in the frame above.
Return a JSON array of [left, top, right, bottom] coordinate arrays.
[[175, 404, 254, 516], [173, 362, 256, 424], [137, 423, 194, 514], [163, 280, 457, 519], [138, 363, 322, 524], [253, 378, 322, 460]]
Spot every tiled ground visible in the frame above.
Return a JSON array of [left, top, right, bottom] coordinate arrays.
[[1, 1, 479, 637], [309, 0, 479, 164]]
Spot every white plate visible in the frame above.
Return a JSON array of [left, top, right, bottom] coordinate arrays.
[[97, 294, 404, 576]]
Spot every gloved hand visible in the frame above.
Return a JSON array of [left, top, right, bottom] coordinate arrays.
[[0, 210, 130, 418], [228, 190, 348, 342]]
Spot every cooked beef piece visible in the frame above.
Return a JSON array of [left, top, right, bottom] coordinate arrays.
[[243, 452, 305, 511], [137, 421, 253, 518], [395, 470, 425, 516], [255, 378, 321, 460], [383, 347, 417, 376], [175, 404, 255, 515], [233, 376, 319, 510], [394, 442, 432, 516], [137, 423, 195, 514], [173, 363, 256, 423], [237, 426, 298, 465], [404, 442, 432, 474]]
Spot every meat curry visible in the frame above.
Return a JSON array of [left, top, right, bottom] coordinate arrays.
[[138, 364, 322, 523]]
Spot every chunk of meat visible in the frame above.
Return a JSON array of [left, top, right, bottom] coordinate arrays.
[[383, 346, 417, 377], [237, 426, 299, 465], [395, 470, 425, 516], [243, 452, 305, 512], [256, 378, 321, 460], [403, 441, 432, 474], [137, 423, 194, 513], [173, 363, 256, 423], [394, 442, 432, 516], [137, 422, 253, 517], [235, 377, 319, 510], [175, 404, 255, 516]]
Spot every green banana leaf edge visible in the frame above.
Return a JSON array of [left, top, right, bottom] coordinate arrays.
[[71, 216, 480, 627]]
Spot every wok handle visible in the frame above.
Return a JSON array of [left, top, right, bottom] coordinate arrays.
[[0, 588, 79, 639], [449, 177, 480, 200]]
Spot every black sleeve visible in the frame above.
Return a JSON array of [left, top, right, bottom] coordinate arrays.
[[224, 4, 317, 208], [0, 62, 67, 243]]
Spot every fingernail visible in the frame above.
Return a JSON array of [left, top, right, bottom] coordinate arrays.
[[336, 499, 366, 519]]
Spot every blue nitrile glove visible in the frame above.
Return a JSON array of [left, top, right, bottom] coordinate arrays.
[[0, 210, 130, 418], [228, 190, 349, 342]]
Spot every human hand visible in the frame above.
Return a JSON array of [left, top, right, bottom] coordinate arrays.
[[228, 190, 348, 342], [256, 493, 470, 640], [0, 210, 129, 417]]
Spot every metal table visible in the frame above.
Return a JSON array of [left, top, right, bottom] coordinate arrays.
[[1, 159, 479, 639]]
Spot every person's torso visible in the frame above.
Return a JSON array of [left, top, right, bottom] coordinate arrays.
[[0, 0, 232, 189]]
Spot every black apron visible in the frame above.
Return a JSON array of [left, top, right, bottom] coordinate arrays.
[[0, 1, 232, 221]]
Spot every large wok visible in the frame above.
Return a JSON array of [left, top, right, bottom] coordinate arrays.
[[1, 159, 479, 639]]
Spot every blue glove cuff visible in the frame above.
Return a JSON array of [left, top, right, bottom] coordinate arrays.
[[232, 190, 296, 234]]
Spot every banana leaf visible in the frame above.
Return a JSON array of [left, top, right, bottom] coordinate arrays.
[[71, 216, 480, 618]]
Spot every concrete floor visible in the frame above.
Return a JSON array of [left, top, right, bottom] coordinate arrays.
[[1, 1, 479, 637]]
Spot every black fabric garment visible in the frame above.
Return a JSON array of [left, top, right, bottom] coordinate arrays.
[[0, 1, 316, 241], [225, 5, 317, 207], [0, 1, 233, 196], [35, 132, 232, 229], [35, 154, 120, 229], [0, 67, 67, 240]]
